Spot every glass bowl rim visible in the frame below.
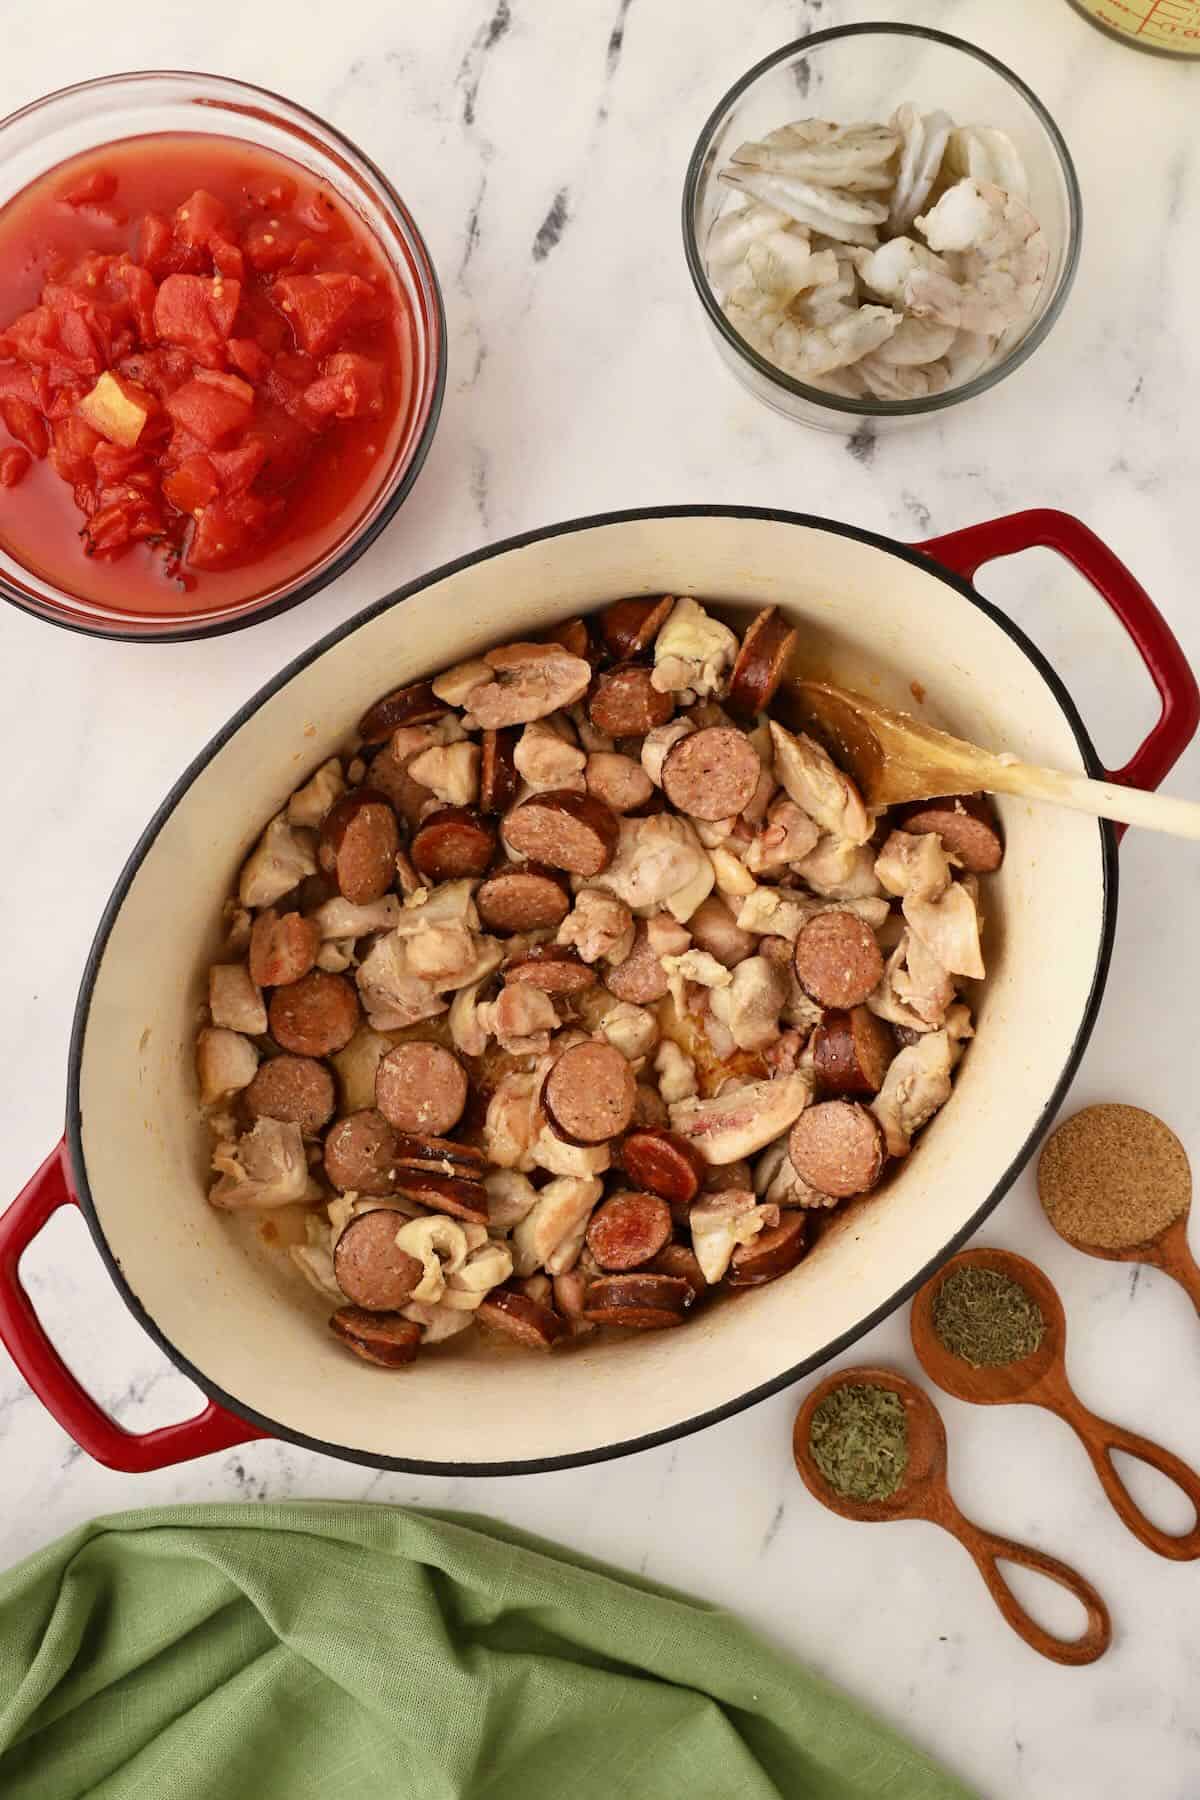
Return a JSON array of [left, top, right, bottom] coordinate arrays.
[[0, 67, 447, 642], [681, 21, 1084, 420]]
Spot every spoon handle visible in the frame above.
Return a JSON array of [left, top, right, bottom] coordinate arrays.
[[984, 759, 1200, 840], [1151, 1222, 1200, 1319], [938, 1501, 1111, 1665], [1045, 1388, 1200, 1561]]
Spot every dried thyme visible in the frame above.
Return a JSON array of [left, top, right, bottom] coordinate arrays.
[[932, 1266, 1045, 1368], [808, 1383, 909, 1502]]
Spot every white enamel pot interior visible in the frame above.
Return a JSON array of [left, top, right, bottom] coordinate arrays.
[[69, 508, 1114, 1472]]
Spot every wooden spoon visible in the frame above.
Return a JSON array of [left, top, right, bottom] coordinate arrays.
[[788, 679, 1200, 838], [912, 1248, 1200, 1561], [1038, 1105, 1200, 1317], [793, 1366, 1112, 1665]]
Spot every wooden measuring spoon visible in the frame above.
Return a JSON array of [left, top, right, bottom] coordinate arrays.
[[787, 679, 1200, 839], [793, 1366, 1111, 1665], [912, 1248, 1200, 1561], [1038, 1105, 1200, 1317]]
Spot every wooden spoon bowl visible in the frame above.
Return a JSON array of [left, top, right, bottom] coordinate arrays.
[[793, 1366, 1112, 1665], [912, 1248, 1200, 1561]]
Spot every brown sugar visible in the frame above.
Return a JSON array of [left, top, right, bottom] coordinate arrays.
[[1038, 1104, 1191, 1251]]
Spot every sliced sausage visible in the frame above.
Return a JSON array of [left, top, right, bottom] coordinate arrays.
[[390, 1132, 488, 1177], [334, 1212, 425, 1311], [248, 908, 321, 989], [726, 1214, 807, 1287], [661, 727, 761, 822], [325, 1109, 406, 1195], [476, 1284, 567, 1348], [618, 1126, 706, 1212], [632, 1082, 669, 1128], [543, 617, 592, 660], [649, 1243, 708, 1303], [410, 806, 497, 881], [581, 1272, 693, 1329], [588, 664, 674, 738], [687, 895, 756, 968], [542, 1041, 637, 1145], [793, 912, 884, 1010], [727, 606, 798, 718], [603, 922, 669, 1004], [813, 1006, 897, 1097], [365, 747, 432, 830], [318, 790, 400, 905], [598, 595, 674, 662], [375, 1042, 469, 1136], [269, 970, 360, 1057], [586, 1191, 672, 1271], [479, 726, 520, 814], [244, 1054, 335, 1133], [894, 793, 1004, 873], [504, 946, 596, 993], [477, 864, 570, 933], [585, 751, 654, 814], [788, 1100, 885, 1199], [391, 1168, 489, 1224], [330, 1307, 423, 1366], [358, 679, 448, 745], [501, 790, 619, 877]]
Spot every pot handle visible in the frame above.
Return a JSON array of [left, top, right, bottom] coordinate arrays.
[[0, 1141, 264, 1471], [920, 508, 1199, 793]]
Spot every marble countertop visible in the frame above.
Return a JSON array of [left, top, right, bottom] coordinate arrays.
[[2, 2, 1198, 1794]]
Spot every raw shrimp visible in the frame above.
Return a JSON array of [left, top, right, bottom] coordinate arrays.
[[706, 201, 792, 297], [873, 314, 957, 367], [793, 248, 860, 327], [727, 234, 839, 317], [888, 105, 953, 234], [852, 236, 953, 308], [944, 127, 1029, 199], [731, 121, 899, 192], [764, 305, 900, 378], [720, 167, 886, 247], [855, 353, 950, 402], [912, 179, 1048, 333]]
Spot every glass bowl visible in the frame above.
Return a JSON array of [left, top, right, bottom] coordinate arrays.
[[0, 71, 446, 639], [682, 24, 1082, 431]]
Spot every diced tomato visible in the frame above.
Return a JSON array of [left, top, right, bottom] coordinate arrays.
[[0, 362, 46, 408], [241, 214, 310, 275], [84, 488, 166, 554], [271, 271, 376, 356], [107, 258, 158, 342], [1, 395, 49, 457], [136, 212, 175, 276], [212, 438, 267, 494], [38, 286, 115, 375], [153, 273, 241, 366], [46, 382, 88, 421], [165, 369, 255, 447], [49, 415, 103, 484], [117, 346, 193, 402], [59, 168, 118, 207], [296, 190, 349, 239], [212, 238, 245, 282], [244, 171, 296, 211], [249, 401, 314, 492], [163, 452, 220, 516], [188, 491, 271, 568], [174, 189, 229, 250], [0, 446, 31, 488], [303, 351, 385, 422], [226, 337, 270, 382]]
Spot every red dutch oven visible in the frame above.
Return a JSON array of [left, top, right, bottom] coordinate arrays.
[[0, 506, 1195, 1474]]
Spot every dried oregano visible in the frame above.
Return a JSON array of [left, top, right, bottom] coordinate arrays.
[[932, 1266, 1045, 1368], [808, 1383, 909, 1502]]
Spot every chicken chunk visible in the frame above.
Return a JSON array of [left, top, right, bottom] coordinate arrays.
[[593, 815, 714, 922], [669, 1070, 812, 1164], [484, 1071, 541, 1170], [557, 889, 635, 964], [707, 955, 787, 1052], [651, 597, 738, 701], [690, 1191, 777, 1283], [654, 1039, 698, 1104], [196, 1027, 258, 1106], [512, 1176, 603, 1275], [355, 934, 448, 1031], [745, 797, 820, 874], [286, 758, 345, 830], [871, 1029, 954, 1156], [875, 829, 953, 901], [407, 740, 481, 807], [768, 721, 872, 845], [461, 643, 592, 729], [795, 835, 884, 900], [904, 881, 984, 980], [238, 814, 318, 909], [597, 1002, 660, 1061], [209, 1118, 319, 1209], [513, 718, 587, 792], [478, 985, 560, 1055]]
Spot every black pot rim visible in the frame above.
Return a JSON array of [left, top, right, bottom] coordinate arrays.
[[65, 504, 1117, 1475]]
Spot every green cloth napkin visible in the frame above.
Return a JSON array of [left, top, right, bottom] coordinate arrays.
[[0, 1501, 971, 1800]]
